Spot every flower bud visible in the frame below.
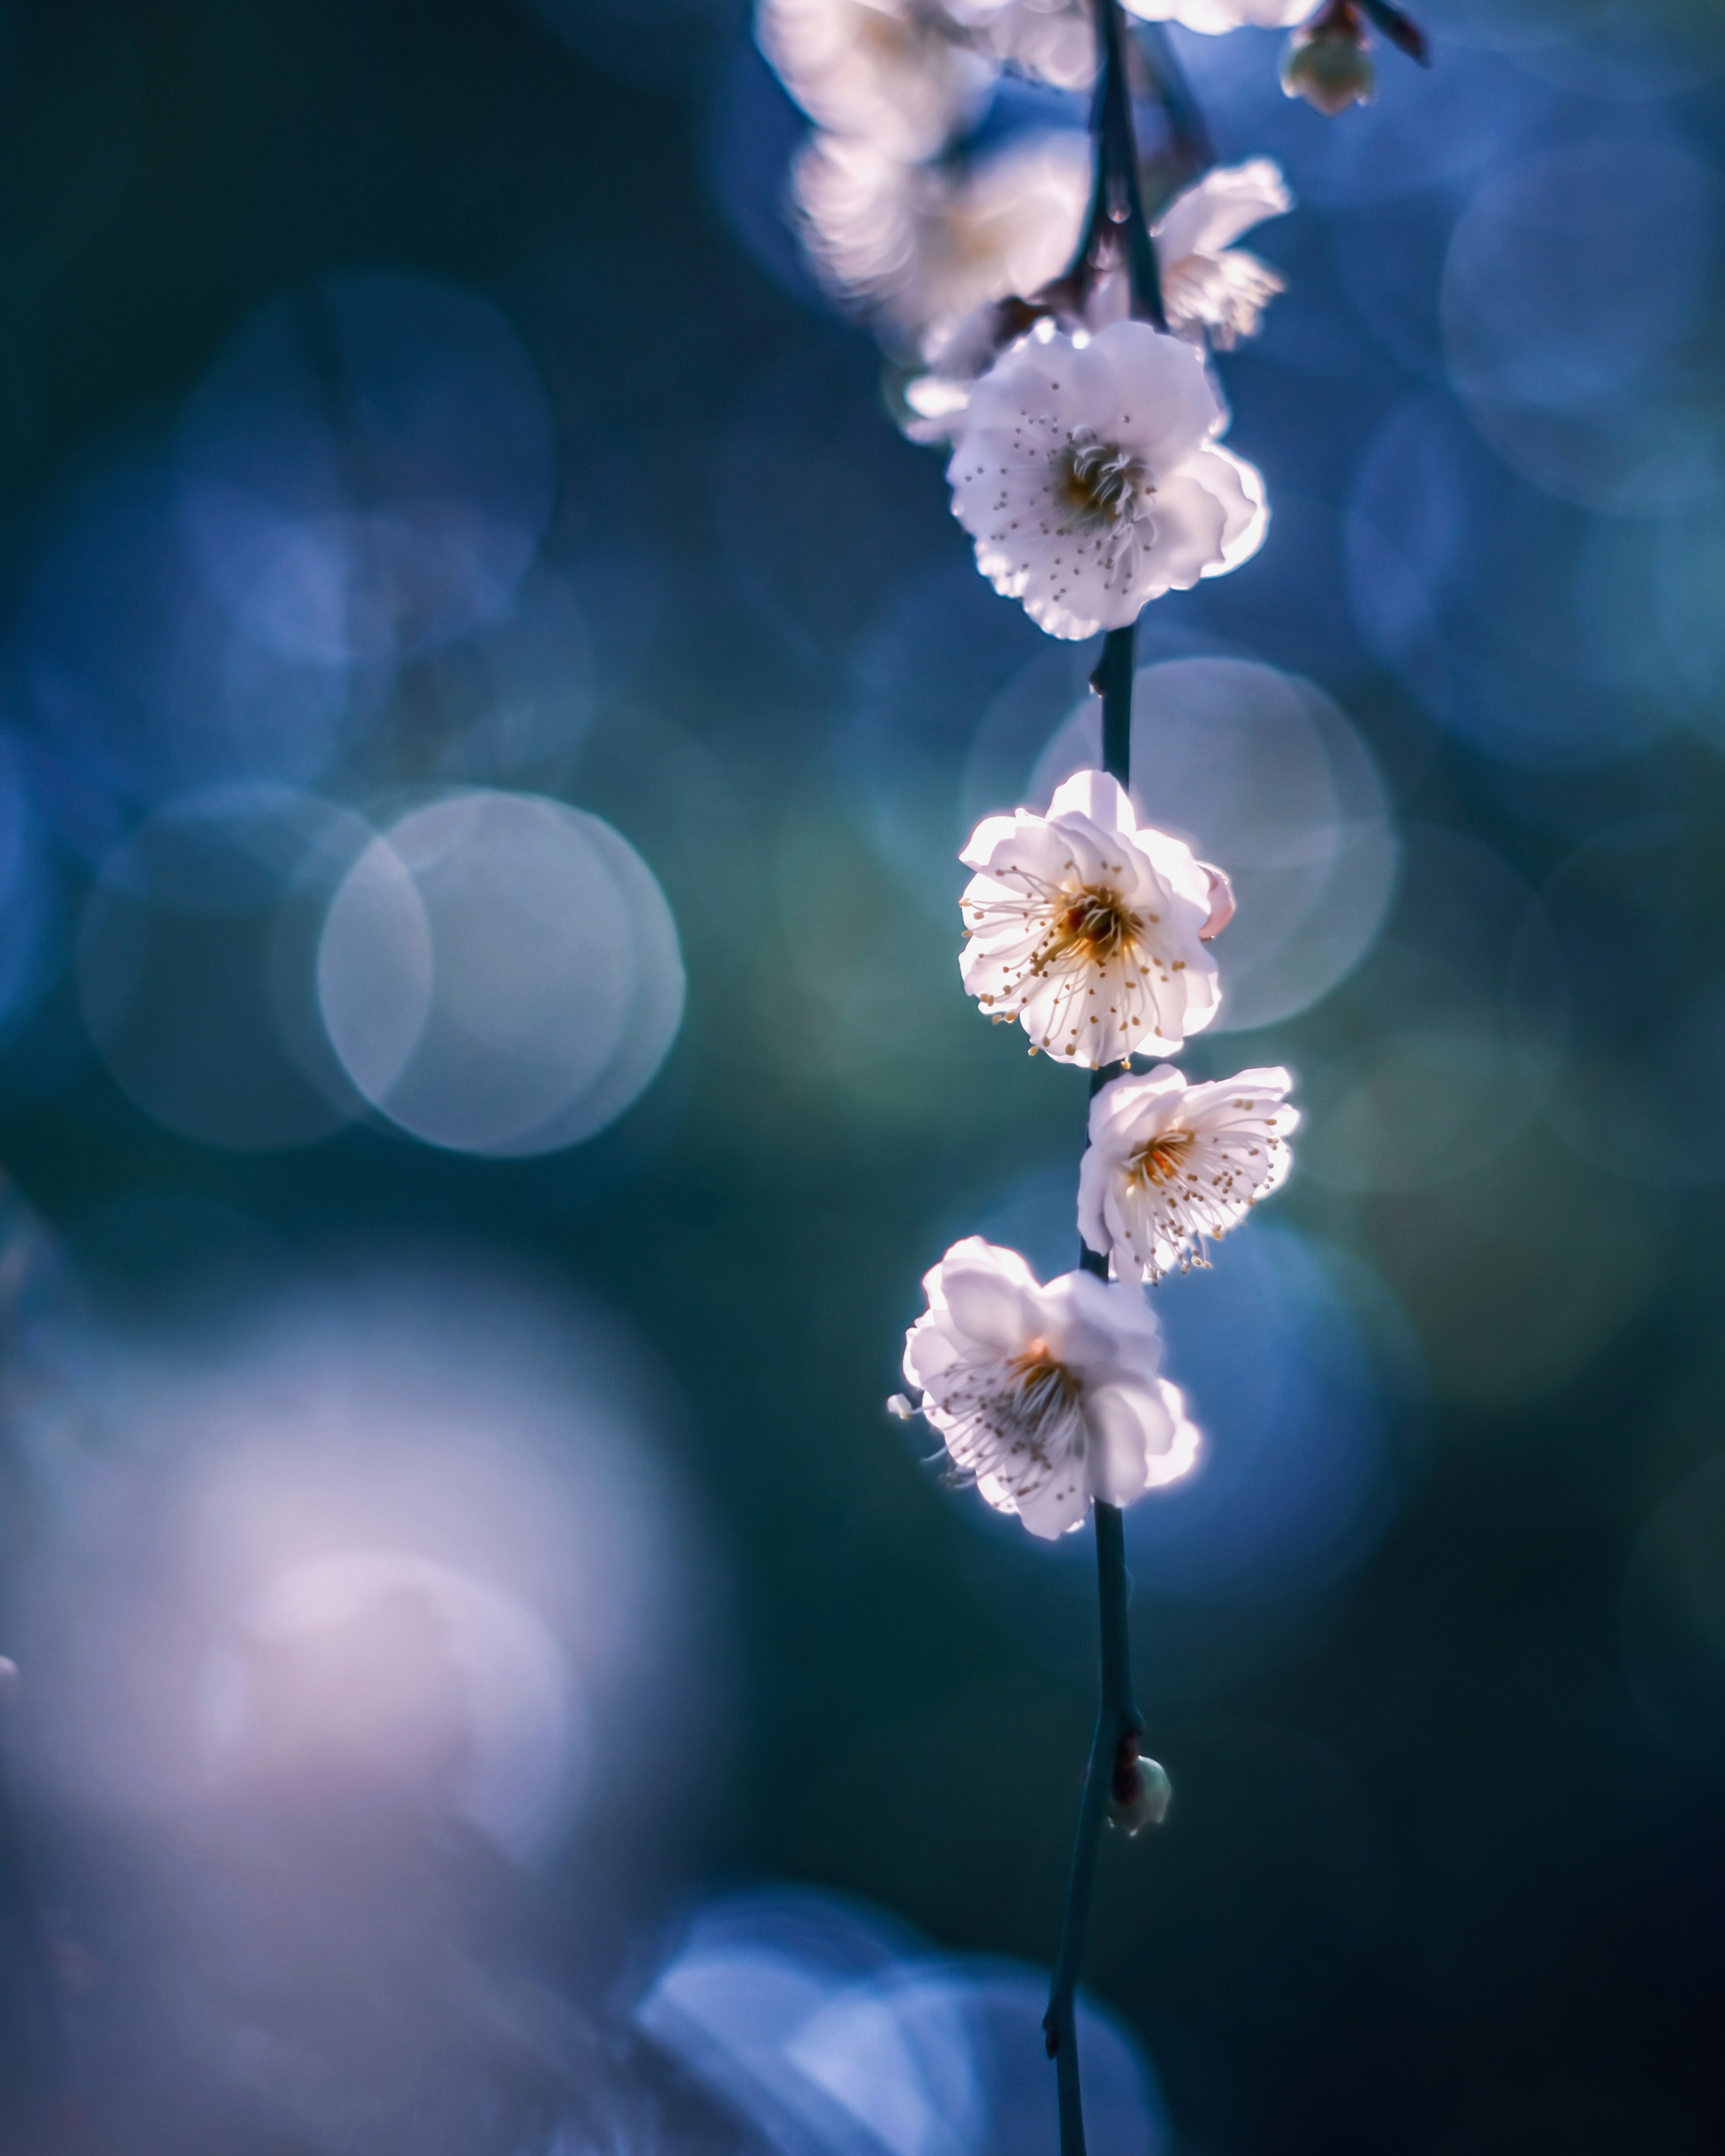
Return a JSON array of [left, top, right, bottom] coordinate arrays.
[[1108, 1754, 1172, 1835], [1281, 25, 1375, 115]]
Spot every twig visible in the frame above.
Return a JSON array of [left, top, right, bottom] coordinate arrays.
[[1039, 13, 1167, 2146]]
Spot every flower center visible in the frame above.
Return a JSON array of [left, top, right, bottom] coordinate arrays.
[[1056, 430, 1149, 529], [1008, 1337, 1082, 1423], [1127, 1129, 1194, 1188], [1056, 884, 1138, 964]]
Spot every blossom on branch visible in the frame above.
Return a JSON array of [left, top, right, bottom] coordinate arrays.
[[946, 320, 1267, 637], [793, 129, 1092, 354], [894, 158, 1291, 439], [1078, 1063, 1298, 1282], [944, 0, 1098, 89], [901, 1237, 1199, 1537], [1154, 158, 1292, 348], [960, 769, 1223, 1065]]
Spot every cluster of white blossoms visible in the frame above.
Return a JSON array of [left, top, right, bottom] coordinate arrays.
[[775, 0, 1376, 1537], [897, 768, 1296, 1537], [761, 0, 1296, 387]]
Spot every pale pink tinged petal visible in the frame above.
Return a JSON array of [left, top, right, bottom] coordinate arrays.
[[1014, 1462, 1094, 1539], [902, 1324, 965, 1391], [1103, 325, 1226, 473], [1084, 1382, 1171, 1507], [1194, 444, 1270, 572], [1054, 1270, 1163, 1363], [1076, 1142, 1111, 1261], [938, 1260, 1039, 1353], [959, 813, 1027, 870], [1143, 1379, 1203, 1488], [1048, 768, 1135, 834], [1199, 863, 1236, 941], [1133, 469, 1231, 596], [1152, 159, 1293, 265]]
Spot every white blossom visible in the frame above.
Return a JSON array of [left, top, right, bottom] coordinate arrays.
[[948, 0, 1098, 89], [1154, 159, 1292, 348], [960, 768, 1223, 1065], [1123, 0, 1314, 31], [1078, 1063, 1298, 1282], [903, 160, 1290, 442], [901, 1236, 1198, 1537], [756, 0, 995, 159], [793, 130, 1091, 354], [946, 318, 1267, 637]]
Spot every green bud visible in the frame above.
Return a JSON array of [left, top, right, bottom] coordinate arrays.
[[1281, 28, 1376, 116]]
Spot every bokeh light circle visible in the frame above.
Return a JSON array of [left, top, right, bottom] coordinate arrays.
[[1512, 818, 1725, 1188], [637, 1887, 1169, 2156], [178, 272, 558, 667], [317, 788, 684, 1156], [18, 1260, 715, 1872], [1443, 137, 1725, 514], [77, 784, 374, 1151]]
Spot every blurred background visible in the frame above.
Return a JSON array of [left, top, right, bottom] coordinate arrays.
[[0, 0, 1723, 2150]]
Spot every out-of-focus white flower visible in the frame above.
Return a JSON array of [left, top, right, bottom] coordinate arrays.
[[1154, 158, 1292, 348], [1078, 1063, 1298, 1281], [959, 769, 1223, 1065], [946, 319, 1267, 637], [794, 130, 1091, 354], [948, 0, 1098, 89], [1124, 0, 1313, 31], [902, 161, 1291, 442], [757, 0, 995, 158], [901, 1236, 1197, 1537]]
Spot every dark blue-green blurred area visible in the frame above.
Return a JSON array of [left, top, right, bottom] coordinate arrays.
[[0, 0, 1724, 2150]]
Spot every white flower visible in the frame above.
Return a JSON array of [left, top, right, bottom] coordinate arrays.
[[960, 769, 1222, 1065], [1154, 159, 1292, 349], [946, 318, 1267, 637], [948, 0, 1098, 89], [901, 161, 1290, 439], [1123, 0, 1313, 31], [1078, 1063, 1298, 1282], [902, 1236, 1198, 1537], [793, 129, 1091, 355], [756, 0, 995, 159]]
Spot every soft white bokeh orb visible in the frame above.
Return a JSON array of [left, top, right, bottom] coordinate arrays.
[[317, 788, 684, 1156], [177, 272, 558, 666], [1029, 658, 1398, 1032], [18, 1262, 714, 1872], [637, 1889, 1168, 2156], [1443, 137, 1725, 514], [200, 1549, 581, 1864], [78, 784, 373, 1151]]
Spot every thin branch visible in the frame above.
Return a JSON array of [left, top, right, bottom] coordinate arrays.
[[1068, 0, 1167, 331], [1043, 1503, 1144, 2156]]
